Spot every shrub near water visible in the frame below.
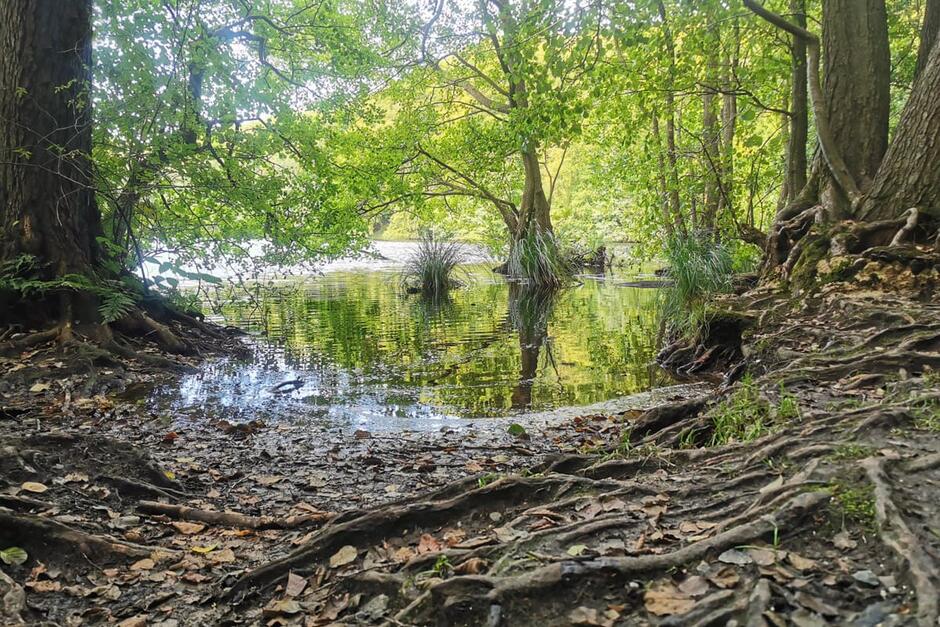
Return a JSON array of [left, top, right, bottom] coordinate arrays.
[[658, 232, 735, 332], [402, 234, 465, 296]]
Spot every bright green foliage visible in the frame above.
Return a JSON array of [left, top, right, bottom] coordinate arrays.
[[92, 0, 393, 281], [830, 481, 877, 530], [0, 546, 28, 566], [709, 376, 801, 445], [710, 375, 774, 446], [0, 255, 137, 323], [79, 0, 927, 280]]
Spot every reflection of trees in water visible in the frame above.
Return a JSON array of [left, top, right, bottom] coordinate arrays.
[[508, 284, 559, 411], [204, 270, 667, 416]]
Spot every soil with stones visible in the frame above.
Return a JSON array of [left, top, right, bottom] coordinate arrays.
[[2, 238, 940, 626]]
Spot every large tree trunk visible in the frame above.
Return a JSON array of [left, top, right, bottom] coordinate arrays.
[[859, 40, 940, 220], [786, 0, 808, 204], [0, 0, 103, 322], [819, 0, 890, 218], [915, 0, 940, 81]]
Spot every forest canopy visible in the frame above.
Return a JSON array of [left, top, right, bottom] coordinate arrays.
[[82, 0, 929, 286]]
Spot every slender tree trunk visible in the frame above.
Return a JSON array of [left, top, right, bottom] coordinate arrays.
[[0, 0, 103, 323], [658, 0, 683, 227], [786, 0, 808, 204], [719, 18, 739, 221], [701, 21, 721, 232], [651, 113, 680, 235], [860, 40, 940, 220], [916, 0, 940, 81], [819, 0, 890, 218]]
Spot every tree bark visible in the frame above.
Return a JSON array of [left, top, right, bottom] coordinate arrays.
[[915, 0, 940, 81], [859, 40, 940, 220], [701, 20, 722, 232], [819, 0, 890, 217], [719, 19, 739, 220], [0, 0, 103, 321], [786, 0, 808, 204], [658, 0, 683, 227], [518, 149, 552, 237]]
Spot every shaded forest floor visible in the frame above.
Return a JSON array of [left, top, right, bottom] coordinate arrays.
[[2, 243, 940, 626]]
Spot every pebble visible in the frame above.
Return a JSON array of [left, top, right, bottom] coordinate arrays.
[[852, 570, 881, 587]]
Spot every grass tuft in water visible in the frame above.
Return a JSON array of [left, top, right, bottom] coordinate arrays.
[[658, 231, 735, 333], [507, 227, 572, 288], [402, 233, 465, 297]]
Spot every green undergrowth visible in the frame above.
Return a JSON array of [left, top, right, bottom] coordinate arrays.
[[828, 479, 877, 531], [708, 376, 800, 446], [829, 443, 876, 461], [0, 254, 138, 322]]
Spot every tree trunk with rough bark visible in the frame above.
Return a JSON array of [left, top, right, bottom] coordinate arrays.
[[701, 21, 721, 232], [0, 0, 103, 323], [859, 40, 940, 220], [916, 0, 940, 81], [517, 149, 552, 238], [819, 0, 890, 217]]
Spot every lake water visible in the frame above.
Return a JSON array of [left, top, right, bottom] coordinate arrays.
[[149, 242, 671, 431]]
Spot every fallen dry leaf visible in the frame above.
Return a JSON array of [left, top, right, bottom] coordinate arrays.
[[833, 531, 857, 550], [442, 528, 467, 546], [129, 558, 154, 571], [255, 475, 283, 486], [26, 580, 62, 593], [171, 521, 205, 535], [718, 548, 752, 565], [644, 581, 695, 616], [708, 566, 741, 589], [568, 606, 615, 626], [285, 572, 307, 597], [116, 615, 148, 627], [20, 481, 48, 494], [454, 557, 488, 575], [392, 546, 416, 563], [417, 533, 442, 554], [206, 548, 236, 564], [263, 597, 303, 617], [329, 545, 358, 568], [748, 548, 784, 566], [787, 552, 817, 571], [677, 575, 710, 597]]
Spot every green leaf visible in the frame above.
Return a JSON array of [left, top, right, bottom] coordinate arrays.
[[507, 423, 528, 438], [0, 546, 28, 566]]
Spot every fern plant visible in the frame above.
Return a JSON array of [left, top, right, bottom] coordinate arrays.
[[0, 254, 137, 322]]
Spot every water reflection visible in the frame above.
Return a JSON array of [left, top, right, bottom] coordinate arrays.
[[153, 263, 670, 427]]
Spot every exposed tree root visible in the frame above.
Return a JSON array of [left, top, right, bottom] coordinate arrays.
[[861, 456, 939, 626], [137, 500, 333, 530], [0, 508, 152, 564]]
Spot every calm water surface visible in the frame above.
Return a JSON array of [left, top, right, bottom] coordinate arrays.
[[150, 243, 670, 430]]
